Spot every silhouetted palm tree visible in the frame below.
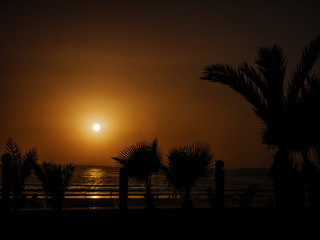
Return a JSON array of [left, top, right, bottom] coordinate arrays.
[[163, 142, 214, 208], [34, 161, 75, 210], [112, 138, 165, 210], [4, 137, 39, 209], [201, 35, 320, 207]]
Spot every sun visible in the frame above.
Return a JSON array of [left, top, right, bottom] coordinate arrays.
[[92, 123, 101, 132]]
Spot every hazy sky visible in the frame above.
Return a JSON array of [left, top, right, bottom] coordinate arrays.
[[1, 0, 320, 168]]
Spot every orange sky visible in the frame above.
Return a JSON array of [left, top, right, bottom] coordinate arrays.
[[1, 1, 320, 168]]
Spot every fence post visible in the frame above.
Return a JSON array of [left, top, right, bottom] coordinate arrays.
[[215, 160, 224, 208], [1, 153, 12, 211], [119, 167, 128, 210]]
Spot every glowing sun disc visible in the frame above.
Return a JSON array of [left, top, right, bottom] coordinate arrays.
[[92, 123, 101, 132]]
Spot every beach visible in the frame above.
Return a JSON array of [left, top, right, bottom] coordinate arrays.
[[1, 165, 274, 210]]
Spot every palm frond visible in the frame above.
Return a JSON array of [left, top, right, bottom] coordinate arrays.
[[20, 147, 39, 187], [255, 45, 287, 109], [201, 63, 268, 119], [4, 138, 39, 198], [165, 142, 214, 193], [239, 61, 267, 94], [111, 157, 126, 167], [5, 137, 22, 165], [112, 140, 149, 165], [286, 35, 320, 106], [62, 164, 75, 190], [33, 161, 54, 197], [255, 44, 287, 84], [34, 161, 75, 200], [111, 138, 165, 185]]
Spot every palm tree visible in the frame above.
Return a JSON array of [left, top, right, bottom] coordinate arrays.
[[34, 161, 75, 210], [298, 72, 320, 206], [201, 35, 320, 207], [163, 142, 214, 208], [112, 138, 165, 210], [4, 137, 39, 209]]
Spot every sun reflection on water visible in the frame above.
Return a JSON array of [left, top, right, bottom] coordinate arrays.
[[85, 167, 106, 178], [89, 195, 101, 199], [82, 167, 109, 198]]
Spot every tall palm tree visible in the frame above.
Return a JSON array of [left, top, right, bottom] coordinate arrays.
[[112, 138, 165, 210], [34, 161, 75, 210], [201, 35, 320, 207], [163, 142, 214, 208], [4, 137, 39, 209]]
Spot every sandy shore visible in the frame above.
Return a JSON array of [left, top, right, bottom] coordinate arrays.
[[2, 193, 270, 212], [19, 196, 212, 210]]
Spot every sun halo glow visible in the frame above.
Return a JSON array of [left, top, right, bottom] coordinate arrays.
[[92, 123, 101, 132]]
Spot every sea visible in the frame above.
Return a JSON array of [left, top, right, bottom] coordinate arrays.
[[0, 165, 274, 208]]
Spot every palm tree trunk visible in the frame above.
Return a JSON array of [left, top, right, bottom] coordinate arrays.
[[270, 147, 301, 207], [182, 186, 194, 208], [144, 176, 155, 210], [302, 151, 320, 207]]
